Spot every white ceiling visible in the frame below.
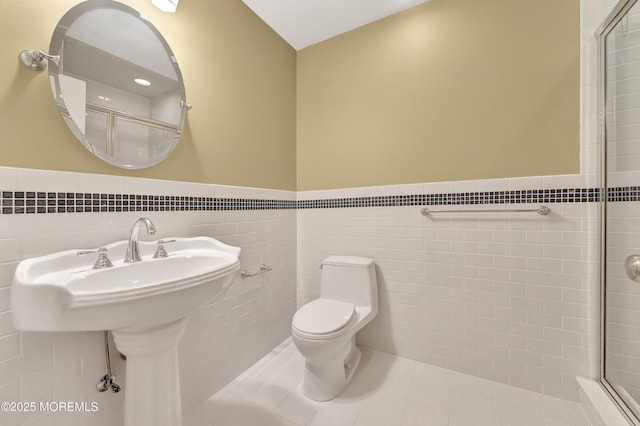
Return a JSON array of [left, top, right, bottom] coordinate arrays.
[[241, 0, 432, 50]]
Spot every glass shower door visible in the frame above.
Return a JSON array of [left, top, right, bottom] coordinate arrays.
[[600, 0, 640, 423]]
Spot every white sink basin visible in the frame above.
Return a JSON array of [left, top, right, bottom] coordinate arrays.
[[11, 236, 241, 331], [11, 231, 242, 426]]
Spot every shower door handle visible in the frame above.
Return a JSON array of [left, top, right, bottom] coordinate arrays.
[[625, 255, 640, 282]]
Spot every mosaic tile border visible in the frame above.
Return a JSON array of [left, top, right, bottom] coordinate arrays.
[[0, 187, 636, 215], [298, 188, 604, 209], [607, 186, 640, 202], [0, 191, 296, 214]]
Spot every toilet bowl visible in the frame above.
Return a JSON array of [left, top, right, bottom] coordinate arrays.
[[291, 256, 378, 401]]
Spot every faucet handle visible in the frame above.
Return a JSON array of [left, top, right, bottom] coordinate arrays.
[[153, 239, 176, 259], [78, 247, 113, 269]]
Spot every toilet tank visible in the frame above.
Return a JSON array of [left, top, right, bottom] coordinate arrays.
[[320, 256, 377, 309]]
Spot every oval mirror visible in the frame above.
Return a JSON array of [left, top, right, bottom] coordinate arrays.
[[47, 0, 189, 169]]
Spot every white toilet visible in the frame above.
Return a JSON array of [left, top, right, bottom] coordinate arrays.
[[291, 256, 378, 401]]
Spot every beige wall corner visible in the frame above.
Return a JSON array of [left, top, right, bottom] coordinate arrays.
[[296, 0, 580, 190]]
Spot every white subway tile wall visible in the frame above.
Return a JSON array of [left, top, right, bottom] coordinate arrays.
[[0, 166, 297, 425], [606, 4, 640, 174], [605, 195, 640, 400], [297, 177, 599, 402]]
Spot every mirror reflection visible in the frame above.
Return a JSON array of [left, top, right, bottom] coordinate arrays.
[[48, 0, 188, 169]]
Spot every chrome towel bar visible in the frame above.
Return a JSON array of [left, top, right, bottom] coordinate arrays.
[[420, 205, 551, 216], [241, 264, 272, 278]]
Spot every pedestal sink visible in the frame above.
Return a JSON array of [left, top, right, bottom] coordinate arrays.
[[11, 236, 241, 426]]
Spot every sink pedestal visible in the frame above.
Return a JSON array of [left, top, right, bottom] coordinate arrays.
[[112, 318, 187, 426]]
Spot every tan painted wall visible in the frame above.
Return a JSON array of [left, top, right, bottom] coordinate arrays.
[[0, 0, 297, 190], [297, 0, 580, 190], [2, 0, 580, 192]]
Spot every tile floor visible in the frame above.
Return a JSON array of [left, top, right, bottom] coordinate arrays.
[[184, 339, 592, 426]]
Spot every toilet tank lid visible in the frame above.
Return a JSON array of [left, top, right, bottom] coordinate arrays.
[[323, 256, 374, 268]]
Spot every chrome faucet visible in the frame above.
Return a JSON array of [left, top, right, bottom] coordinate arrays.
[[124, 217, 156, 263]]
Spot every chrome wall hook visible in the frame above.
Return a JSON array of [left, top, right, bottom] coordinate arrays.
[[19, 50, 60, 71]]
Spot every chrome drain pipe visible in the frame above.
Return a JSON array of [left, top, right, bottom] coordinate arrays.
[[96, 331, 122, 393]]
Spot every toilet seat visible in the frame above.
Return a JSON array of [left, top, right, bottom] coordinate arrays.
[[292, 298, 355, 339]]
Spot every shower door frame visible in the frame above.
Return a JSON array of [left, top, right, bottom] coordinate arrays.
[[597, 0, 640, 423]]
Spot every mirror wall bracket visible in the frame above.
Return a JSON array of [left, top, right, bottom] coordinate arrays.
[[19, 49, 60, 71]]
